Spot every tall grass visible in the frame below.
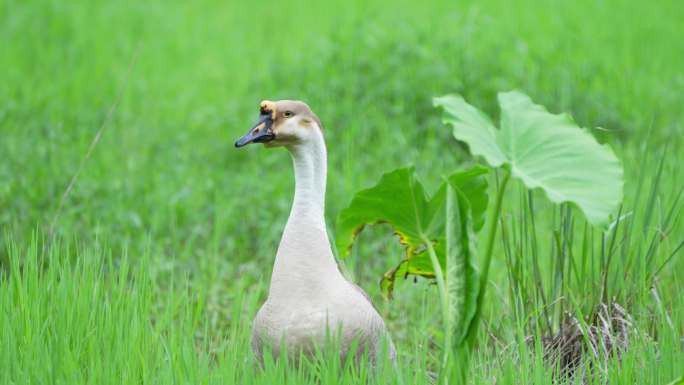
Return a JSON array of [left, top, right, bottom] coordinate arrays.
[[1, 238, 681, 383]]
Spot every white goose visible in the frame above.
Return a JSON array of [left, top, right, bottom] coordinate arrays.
[[235, 100, 395, 363]]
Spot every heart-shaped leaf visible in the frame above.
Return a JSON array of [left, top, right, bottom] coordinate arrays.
[[336, 167, 487, 298], [434, 91, 623, 227], [336, 167, 445, 259], [336, 168, 445, 297]]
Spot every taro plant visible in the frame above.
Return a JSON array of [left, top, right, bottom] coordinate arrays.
[[336, 91, 623, 382], [336, 166, 487, 383]]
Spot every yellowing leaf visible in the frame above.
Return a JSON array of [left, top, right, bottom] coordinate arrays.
[[336, 167, 487, 299]]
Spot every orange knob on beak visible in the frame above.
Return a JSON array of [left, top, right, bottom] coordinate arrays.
[[235, 102, 276, 148]]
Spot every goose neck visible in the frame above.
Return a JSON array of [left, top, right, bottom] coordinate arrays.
[[287, 137, 327, 228], [267, 135, 340, 297]]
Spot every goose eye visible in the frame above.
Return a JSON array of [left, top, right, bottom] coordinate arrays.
[[283, 111, 294, 118]]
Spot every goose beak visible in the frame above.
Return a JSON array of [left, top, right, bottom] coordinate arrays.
[[235, 112, 275, 147]]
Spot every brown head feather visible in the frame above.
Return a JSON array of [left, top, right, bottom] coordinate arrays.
[[260, 100, 323, 131]]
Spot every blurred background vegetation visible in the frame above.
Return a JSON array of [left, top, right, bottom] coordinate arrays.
[[1, 0, 682, 383]]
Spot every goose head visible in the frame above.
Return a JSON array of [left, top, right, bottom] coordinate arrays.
[[235, 100, 323, 148]]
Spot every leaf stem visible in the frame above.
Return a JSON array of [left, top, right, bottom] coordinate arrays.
[[467, 169, 511, 347], [424, 236, 450, 385]]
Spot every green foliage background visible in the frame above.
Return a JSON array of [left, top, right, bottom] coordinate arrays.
[[1, 0, 682, 383]]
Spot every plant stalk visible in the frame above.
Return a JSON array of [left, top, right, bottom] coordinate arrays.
[[424, 236, 451, 385], [467, 169, 511, 348]]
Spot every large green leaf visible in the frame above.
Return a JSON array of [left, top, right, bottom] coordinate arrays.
[[336, 167, 445, 260], [336, 167, 487, 299], [336, 168, 445, 297], [434, 91, 623, 227]]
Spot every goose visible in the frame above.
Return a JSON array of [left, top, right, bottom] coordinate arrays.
[[235, 100, 396, 364]]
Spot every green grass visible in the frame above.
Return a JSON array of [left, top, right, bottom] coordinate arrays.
[[1, 0, 683, 383]]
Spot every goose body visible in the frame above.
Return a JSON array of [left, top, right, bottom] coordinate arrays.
[[236, 100, 395, 363]]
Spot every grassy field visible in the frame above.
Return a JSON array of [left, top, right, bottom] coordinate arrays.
[[1, 0, 683, 383]]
